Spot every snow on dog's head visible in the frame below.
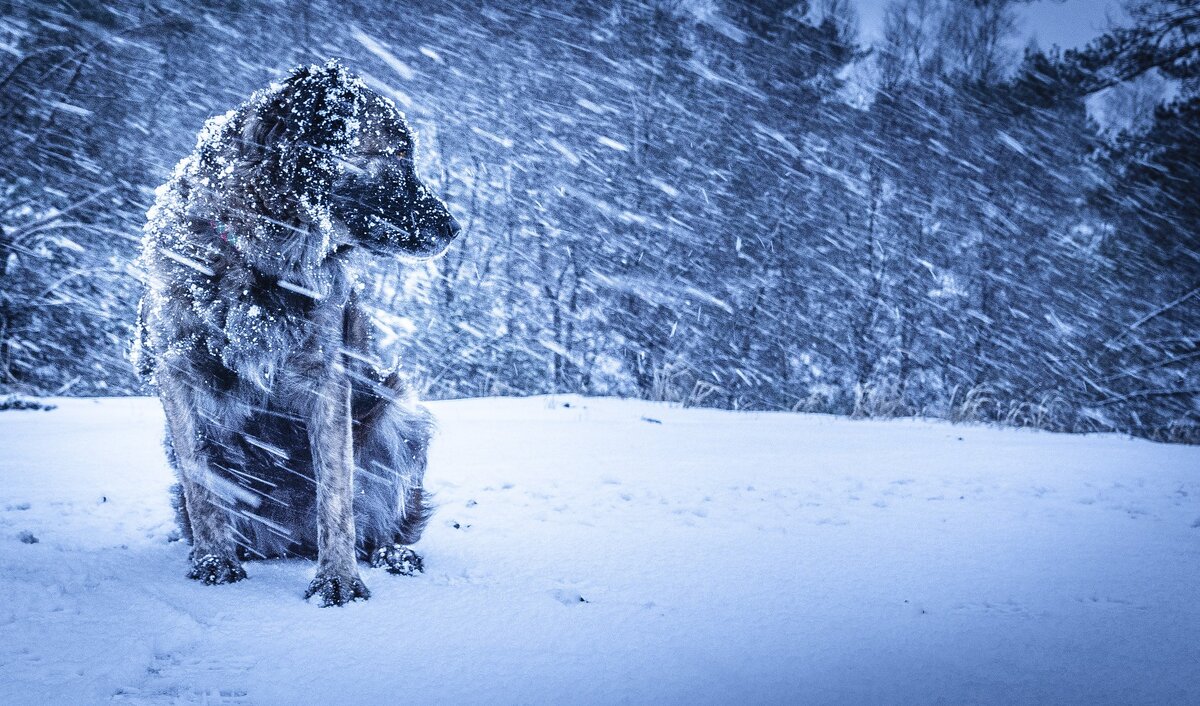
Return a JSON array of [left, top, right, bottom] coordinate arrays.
[[186, 59, 460, 261]]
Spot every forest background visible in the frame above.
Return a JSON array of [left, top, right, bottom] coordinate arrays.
[[1, 0, 1196, 442]]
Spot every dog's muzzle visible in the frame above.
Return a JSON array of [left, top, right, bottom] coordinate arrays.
[[330, 166, 460, 259]]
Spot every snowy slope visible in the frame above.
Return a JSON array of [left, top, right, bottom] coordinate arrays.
[[0, 396, 1197, 705]]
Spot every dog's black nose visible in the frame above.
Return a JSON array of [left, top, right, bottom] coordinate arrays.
[[444, 215, 462, 241]]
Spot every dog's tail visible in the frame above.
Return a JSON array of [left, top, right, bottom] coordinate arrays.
[[352, 371, 436, 550], [162, 421, 194, 545]]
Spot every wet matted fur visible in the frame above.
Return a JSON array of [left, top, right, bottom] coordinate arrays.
[[133, 60, 460, 606]]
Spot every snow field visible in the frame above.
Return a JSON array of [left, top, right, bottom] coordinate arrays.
[[0, 396, 1197, 704]]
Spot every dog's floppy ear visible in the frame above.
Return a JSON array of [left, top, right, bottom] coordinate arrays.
[[240, 60, 364, 217]]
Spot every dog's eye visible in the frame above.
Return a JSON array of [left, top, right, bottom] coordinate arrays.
[[358, 151, 408, 162]]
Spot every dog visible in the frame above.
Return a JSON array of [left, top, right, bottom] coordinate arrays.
[[132, 60, 460, 606]]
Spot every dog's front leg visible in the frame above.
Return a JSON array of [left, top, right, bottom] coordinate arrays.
[[304, 370, 369, 606], [159, 370, 247, 585]]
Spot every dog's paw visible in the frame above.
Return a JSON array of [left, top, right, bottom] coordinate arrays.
[[371, 544, 424, 576], [305, 572, 370, 607], [187, 554, 247, 585]]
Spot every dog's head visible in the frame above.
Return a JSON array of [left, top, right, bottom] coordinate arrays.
[[237, 60, 459, 260]]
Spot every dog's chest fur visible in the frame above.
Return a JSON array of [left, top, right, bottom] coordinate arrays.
[[222, 260, 348, 389], [168, 219, 355, 384]]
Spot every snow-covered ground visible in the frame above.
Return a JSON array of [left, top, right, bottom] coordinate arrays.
[[0, 396, 1197, 705]]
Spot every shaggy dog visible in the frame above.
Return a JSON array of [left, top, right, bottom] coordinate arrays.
[[133, 60, 460, 606]]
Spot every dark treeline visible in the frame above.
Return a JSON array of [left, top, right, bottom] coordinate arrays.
[[1, 0, 1197, 441]]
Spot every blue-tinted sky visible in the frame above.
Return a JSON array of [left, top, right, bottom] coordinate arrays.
[[853, 0, 1124, 49]]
